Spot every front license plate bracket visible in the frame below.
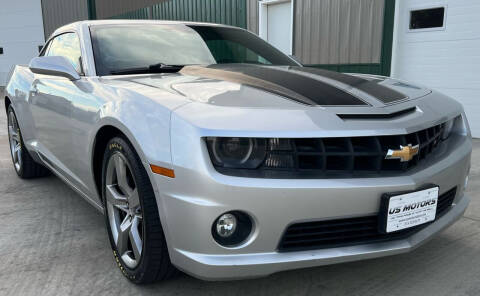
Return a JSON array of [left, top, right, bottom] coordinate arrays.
[[378, 184, 439, 234]]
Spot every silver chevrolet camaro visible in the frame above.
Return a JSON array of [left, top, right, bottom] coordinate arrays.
[[4, 20, 471, 283]]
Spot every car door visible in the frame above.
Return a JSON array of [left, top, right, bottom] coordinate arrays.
[[29, 32, 89, 190]]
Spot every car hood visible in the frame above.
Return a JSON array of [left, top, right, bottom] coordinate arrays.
[[102, 64, 431, 113], [99, 64, 461, 135]]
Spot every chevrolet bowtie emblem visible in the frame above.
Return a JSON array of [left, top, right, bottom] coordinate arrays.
[[385, 144, 420, 162]]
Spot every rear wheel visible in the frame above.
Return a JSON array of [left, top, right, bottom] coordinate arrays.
[[7, 106, 49, 178], [102, 136, 177, 284]]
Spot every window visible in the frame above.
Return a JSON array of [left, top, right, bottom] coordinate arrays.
[[47, 33, 83, 73], [409, 7, 445, 30], [90, 25, 296, 76]]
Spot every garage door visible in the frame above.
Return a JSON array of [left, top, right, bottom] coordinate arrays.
[[392, 0, 480, 137], [0, 0, 45, 86]]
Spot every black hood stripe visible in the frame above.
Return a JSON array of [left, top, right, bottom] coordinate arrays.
[[180, 65, 369, 106], [295, 67, 407, 104]]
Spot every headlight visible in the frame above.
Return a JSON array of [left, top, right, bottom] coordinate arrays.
[[206, 137, 266, 168], [441, 119, 455, 140]]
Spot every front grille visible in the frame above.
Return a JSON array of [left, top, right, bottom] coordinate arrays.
[[278, 123, 444, 176], [278, 187, 457, 252], [216, 122, 447, 178]]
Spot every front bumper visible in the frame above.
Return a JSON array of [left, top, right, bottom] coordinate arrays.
[[152, 131, 471, 280], [172, 193, 469, 280]]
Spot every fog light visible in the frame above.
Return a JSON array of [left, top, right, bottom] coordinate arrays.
[[216, 213, 237, 237], [212, 211, 253, 247]]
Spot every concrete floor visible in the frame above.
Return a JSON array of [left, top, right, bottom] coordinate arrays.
[[1, 90, 480, 295]]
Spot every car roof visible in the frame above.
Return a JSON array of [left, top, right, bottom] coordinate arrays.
[[51, 20, 236, 38]]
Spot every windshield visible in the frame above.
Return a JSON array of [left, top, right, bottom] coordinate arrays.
[[90, 24, 297, 76]]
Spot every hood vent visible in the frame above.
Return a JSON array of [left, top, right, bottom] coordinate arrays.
[[337, 107, 416, 120]]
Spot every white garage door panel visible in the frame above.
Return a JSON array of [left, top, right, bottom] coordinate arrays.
[[0, 26, 45, 43], [392, 0, 480, 137], [0, 0, 45, 86], [0, 10, 46, 28], [266, 1, 292, 54]]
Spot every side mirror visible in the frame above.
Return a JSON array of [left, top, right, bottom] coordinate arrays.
[[29, 56, 80, 81], [289, 55, 303, 65]]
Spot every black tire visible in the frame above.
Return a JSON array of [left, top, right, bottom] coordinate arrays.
[[7, 106, 50, 179], [102, 136, 177, 284]]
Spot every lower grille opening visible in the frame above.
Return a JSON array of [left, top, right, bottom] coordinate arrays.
[[278, 187, 457, 252]]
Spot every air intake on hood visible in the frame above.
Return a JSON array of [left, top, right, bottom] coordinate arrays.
[[337, 107, 417, 120]]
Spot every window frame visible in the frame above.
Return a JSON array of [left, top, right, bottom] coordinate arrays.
[[39, 41, 51, 56], [40, 31, 86, 75], [407, 5, 447, 33]]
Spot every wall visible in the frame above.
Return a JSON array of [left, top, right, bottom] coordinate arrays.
[[41, 0, 88, 39], [0, 0, 45, 86], [247, 0, 395, 75], [111, 0, 247, 29], [247, 0, 384, 64], [391, 0, 480, 137], [294, 0, 384, 65], [247, 0, 259, 33], [95, 0, 164, 19], [41, 0, 168, 38], [150, 0, 247, 28]]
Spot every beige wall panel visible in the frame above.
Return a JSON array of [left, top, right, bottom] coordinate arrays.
[[338, 0, 352, 64], [292, 0, 385, 64], [247, 0, 259, 33], [370, 0, 384, 64]]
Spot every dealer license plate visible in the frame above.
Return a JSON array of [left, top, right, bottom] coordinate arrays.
[[381, 186, 439, 233]]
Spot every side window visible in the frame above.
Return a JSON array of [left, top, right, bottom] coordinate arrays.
[[47, 33, 83, 74]]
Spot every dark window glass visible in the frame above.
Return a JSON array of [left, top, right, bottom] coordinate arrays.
[[90, 24, 297, 76], [47, 33, 83, 73], [39, 40, 52, 56], [410, 7, 445, 30]]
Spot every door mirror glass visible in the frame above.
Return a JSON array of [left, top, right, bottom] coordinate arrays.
[[29, 56, 80, 80]]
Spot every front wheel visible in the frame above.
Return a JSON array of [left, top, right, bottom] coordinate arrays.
[[102, 136, 177, 284]]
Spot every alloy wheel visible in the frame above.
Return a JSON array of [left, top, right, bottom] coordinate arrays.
[[105, 152, 144, 269], [7, 110, 22, 172]]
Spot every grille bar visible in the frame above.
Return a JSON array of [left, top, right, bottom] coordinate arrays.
[[285, 123, 444, 175], [278, 187, 457, 252]]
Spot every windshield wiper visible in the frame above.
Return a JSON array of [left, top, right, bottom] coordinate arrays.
[[109, 63, 185, 75]]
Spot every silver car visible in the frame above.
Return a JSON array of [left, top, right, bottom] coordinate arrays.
[[4, 20, 471, 283]]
